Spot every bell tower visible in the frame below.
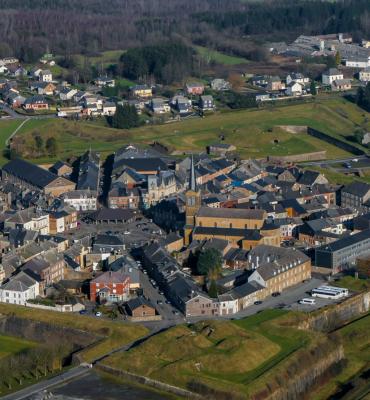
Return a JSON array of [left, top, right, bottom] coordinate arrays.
[[184, 155, 201, 245]]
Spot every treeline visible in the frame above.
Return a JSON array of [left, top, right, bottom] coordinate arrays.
[[0, 0, 369, 63], [120, 42, 194, 84]]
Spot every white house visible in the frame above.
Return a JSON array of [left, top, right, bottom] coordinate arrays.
[[286, 73, 309, 85], [0, 62, 8, 74], [60, 88, 78, 101], [345, 56, 370, 69], [62, 190, 98, 211], [102, 102, 117, 116], [322, 68, 343, 85], [286, 81, 303, 96], [39, 70, 53, 82], [0, 272, 39, 305], [359, 67, 370, 82], [5, 209, 50, 235]]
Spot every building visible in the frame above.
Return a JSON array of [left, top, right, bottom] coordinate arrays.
[[59, 87, 78, 101], [266, 76, 285, 91], [5, 208, 50, 234], [0, 271, 39, 305], [185, 82, 205, 95], [23, 95, 49, 110], [2, 159, 75, 197], [286, 82, 303, 96], [130, 85, 152, 98], [199, 95, 214, 111], [49, 209, 78, 234], [49, 161, 73, 177], [315, 230, 370, 273], [89, 271, 130, 302], [247, 245, 311, 295], [125, 296, 156, 319], [286, 73, 309, 85], [147, 171, 177, 206], [359, 67, 370, 82], [331, 79, 352, 91], [94, 77, 115, 87], [341, 182, 370, 209], [211, 79, 231, 91], [62, 190, 98, 211], [39, 70, 52, 82], [322, 68, 343, 85]]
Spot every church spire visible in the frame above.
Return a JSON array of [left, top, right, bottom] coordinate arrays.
[[189, 154, 197, 192]]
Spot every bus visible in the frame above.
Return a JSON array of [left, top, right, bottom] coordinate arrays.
[[311, 286, 349, 299]]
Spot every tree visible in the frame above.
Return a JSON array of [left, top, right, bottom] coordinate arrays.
[[353, 128, 365, 144], [356, 83, 370, 112], [45, 137, 58, 156], [197, 248, 222, 280], [310, 80, 317, 95], [110, 104, 140, 129], [208, 279, 218, 298], [34, 135, 43, 156], [335, 51, 341, 66]]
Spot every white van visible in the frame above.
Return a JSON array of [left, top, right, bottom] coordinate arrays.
[[299, 298, 316, 305]]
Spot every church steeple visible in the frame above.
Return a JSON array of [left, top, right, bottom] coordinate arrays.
[[189, 155, 197, 192], [184, 155, 201, 246]]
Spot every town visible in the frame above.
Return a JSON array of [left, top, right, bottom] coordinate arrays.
[[0, 5, 369, 399]]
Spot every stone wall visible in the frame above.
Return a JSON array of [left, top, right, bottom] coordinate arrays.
[[298, 290, 370, 332], [267, 151, 327, 163]]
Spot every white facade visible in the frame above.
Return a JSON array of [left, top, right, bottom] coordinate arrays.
[[0, 273, 39, 306], [359, 68, 370, 82], [23, 214, 50, 234], [63, 190, 97, 211], [286, 82, 303, 96], [322, 71, 344, 85], [39, 71, 53, 82]]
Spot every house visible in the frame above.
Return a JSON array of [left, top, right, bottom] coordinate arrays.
[[5, 91, 25, 108], [39, 70, 52, 82], [297, 170, 328, 186], [359, 67, 370, 82], [147, 170, 177, 206], [331, 79, 352, 91], [94, 77, 115, 87], [22, 250, 65, 291], [286, 81, 303, 96], [247, 245, 311, 295], [344, 56, 370, 69], [2, 158, 75, 197], [102, 102, 116, 116], [59, 87, 78, 101], [0, 271, 39, 305], [49, 209, 78, 234], [7, 65, 27, 77], [108, 255, 140, 290], [199, 95, 214, 111], [23, 95, 49, 110], [125, 296, 156, 319], [174, 96, 192, 114], [315, 229, 370, 273], [5, 208, 50, 234], [341, 182, 370, 209], [49, 161, 73, 177], [92, 234, 125, 256], [130, 85, 152, 98], [30, 82, 56, 96], [89, 270, 130, 302], [62, 190, 98, 211], [255, 93, 270, 102], [211, 79, 231, 91], [286, 73, 309, 85], [266, 76, 285, 91], [0, 63, 8, 74], [185, 82, 204, 95], [322, 68, 343, 85], [150, 98, 170, 114]]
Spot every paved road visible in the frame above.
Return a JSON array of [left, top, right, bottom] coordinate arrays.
[[0, 102, 57, 120], [299, 155, 369, 167], [5, 118, 30, 146], [0, 367, 89, 400]]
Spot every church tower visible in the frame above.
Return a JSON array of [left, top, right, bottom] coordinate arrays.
[[184, 155, 201, 245]]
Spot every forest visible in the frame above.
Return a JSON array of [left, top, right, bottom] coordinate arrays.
[[0, 0, 369, 63]]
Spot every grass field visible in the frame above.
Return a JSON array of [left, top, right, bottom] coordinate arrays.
[[312, 312, 370, 400], [195, 46, 249, 65], [1, 97, 368, 165], [103, 310, 312, 397], [0, 335, 35, 360], [0, 304, 148, 363]]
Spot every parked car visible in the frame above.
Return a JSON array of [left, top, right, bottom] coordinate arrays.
[[272, 292, 281, 297], [254, 301, 263, 305], [95, 311, 102, 317], [79, 310, 87, 315]]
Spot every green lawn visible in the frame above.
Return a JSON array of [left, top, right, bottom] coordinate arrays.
[[195, 46, 249, 65], [103, 310, 313, 398], [0, 303, 148, 363], [2, 97, 369, 166], [0, 335, 35, 359]]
